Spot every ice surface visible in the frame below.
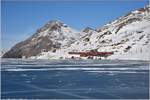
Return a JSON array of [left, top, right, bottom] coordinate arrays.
[[1, 59, 149, 99]]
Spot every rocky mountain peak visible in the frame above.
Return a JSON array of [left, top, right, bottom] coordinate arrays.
[[82, 27, 94, 33], [36, 20, 68, 33], [47, 20, 68, 28]]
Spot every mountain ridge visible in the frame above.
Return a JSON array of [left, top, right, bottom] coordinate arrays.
[[2, 5, 150, 60]]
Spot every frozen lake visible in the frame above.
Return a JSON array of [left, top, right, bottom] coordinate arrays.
[[1, 59, 149, 99]]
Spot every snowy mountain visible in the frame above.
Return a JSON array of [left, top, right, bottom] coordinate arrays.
[[2, 20, 80, 58], [64, 5, 150, 60], [3, 6, 150, 60], [32, 6, 150, 60]]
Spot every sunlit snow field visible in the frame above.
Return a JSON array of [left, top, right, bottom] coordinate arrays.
[[1, 59, 149, 99]]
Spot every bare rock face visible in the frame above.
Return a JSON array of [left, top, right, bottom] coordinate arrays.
[[3, 20, 79, 58]]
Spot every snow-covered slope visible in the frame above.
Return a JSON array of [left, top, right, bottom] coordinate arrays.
[[33, 6, 150, 60]]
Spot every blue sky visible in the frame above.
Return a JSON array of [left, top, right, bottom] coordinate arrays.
[[1, 0, 149, 50]]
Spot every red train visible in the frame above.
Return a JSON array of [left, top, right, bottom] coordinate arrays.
[[68, 51, 114, 57]]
